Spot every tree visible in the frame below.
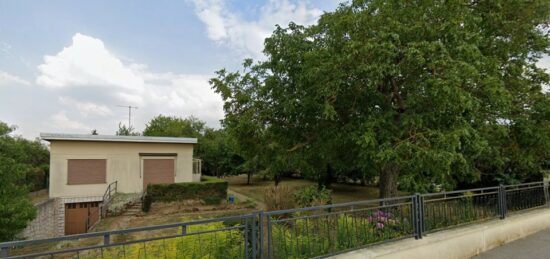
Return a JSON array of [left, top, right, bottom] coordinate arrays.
[[116, 123, 140, 136], [142, 115, 244, 178], [0, 121, 49, 192], [212, 0, 550, 197], [143, 115, 205, 138], [0, 122, 38, 241]]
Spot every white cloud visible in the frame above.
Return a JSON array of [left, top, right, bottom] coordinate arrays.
[[51, 111, 90, 131], [36, 33, 224, 134], [59, 96, 113, 117], [191, 0, 323, 58], [36, 33, 144, 91], [0, 70, 31, 86]]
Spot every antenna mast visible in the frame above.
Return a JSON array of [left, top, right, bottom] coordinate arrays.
[[117, 105, 138, 128]]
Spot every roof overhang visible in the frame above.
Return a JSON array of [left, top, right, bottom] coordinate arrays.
[[40, 133, 197, 144]]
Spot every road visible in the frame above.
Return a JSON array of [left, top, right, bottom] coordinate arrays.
[[473, 229, 550, 259]]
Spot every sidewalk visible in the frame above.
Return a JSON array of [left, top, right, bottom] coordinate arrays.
[[473, 229, 550, 258]]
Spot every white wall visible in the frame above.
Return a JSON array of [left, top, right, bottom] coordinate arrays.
[[49, 141, 195, 198]]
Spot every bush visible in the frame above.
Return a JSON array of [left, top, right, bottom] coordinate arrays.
[[293, 186, 332, 207], [264, 185, 295, 211], [143, 176, 228, 212]]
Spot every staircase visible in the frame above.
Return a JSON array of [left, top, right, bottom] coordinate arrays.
[[121, 201, 143, 216]]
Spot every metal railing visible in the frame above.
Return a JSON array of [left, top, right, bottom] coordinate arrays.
[[101, 181, 118, 218], [85, 181, 118, 232], [1, 213, 260, 259], [1, 181, 549, 258]]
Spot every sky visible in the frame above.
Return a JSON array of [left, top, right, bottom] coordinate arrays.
[[0, 0, 548, 139], [0, 0, 339, 139]]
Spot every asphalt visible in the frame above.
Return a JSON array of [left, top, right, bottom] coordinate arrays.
[[473, 229, 550, 259]]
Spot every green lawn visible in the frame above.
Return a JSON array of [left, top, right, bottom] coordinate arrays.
[[226, 174, 381, 206]]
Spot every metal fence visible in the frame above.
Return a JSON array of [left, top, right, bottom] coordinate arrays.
[[1, 181, 549, 259]]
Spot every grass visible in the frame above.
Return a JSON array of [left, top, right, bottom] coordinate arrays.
[[226, 174, 381, 206]]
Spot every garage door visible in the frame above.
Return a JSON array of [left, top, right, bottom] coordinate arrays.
[[143, 159, 175, 189], [65, 202, 100, 235]]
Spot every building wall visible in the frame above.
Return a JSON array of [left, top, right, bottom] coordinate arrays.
[[21, 199, 57, 240], [49, 141, 195, 198]]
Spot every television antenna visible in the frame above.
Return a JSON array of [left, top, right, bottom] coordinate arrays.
[[117, 105, 138, 128]]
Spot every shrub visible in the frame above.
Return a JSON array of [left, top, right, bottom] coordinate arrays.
[[81, 221, 244, 258], [143, 176, 228, 212], [264, 185, 295, 211], [272, 210, 409, 258], [293, 186, 332, 207]]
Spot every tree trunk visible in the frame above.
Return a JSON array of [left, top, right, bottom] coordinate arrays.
[[360, 173, 367, 186], [379, 163, 399, 198], [318, 164, 334, 190], [274, 173, 281, 186], [247, 171, 252, 185]]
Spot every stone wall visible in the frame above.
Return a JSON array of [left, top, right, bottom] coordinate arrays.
[[21, 199, 57, 240]]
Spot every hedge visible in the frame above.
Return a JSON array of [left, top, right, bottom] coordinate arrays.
[[142, 176, 228, 212]]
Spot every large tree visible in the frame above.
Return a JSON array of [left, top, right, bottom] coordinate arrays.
[[142, 115, 244, 177], [0, 122, 38, 241], [211, 0, 550, 197], [143, 115, 205, 138]]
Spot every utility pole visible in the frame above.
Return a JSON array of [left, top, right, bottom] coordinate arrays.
[[117, 105, 138, 128]]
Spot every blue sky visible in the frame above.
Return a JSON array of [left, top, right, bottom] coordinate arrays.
[[0, 0, 340, 138], [0, 0, 548, 139]]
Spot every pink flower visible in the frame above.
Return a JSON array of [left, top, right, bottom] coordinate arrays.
[[376, 222, 384, 229]]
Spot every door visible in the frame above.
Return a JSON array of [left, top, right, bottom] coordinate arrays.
[[65, 202, 100, 235], [143, 159, 175, 189]]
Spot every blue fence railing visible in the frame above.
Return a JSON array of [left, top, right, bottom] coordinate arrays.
[[1, 181, 549, 258]]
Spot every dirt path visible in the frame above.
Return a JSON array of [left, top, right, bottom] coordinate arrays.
[[228, 188, 266, 210]]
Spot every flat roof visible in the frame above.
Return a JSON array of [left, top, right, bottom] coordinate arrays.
[[40, 133, 197, 144]]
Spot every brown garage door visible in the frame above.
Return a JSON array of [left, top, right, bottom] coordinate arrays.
[[65, 202, 100, 235], [143, 159, 175, 189]]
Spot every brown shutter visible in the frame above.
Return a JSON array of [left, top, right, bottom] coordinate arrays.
[[143, 159, 175, 188], [67, 159, 107, 185]]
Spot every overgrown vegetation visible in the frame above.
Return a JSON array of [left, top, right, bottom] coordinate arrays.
[[293, 186, 332, 207], [264, 186, 295, 211], [0, 121, 45, 241], [143, 176, 228, 212], [271, 210, 411, 258]]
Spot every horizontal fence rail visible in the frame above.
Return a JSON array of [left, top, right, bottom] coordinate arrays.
[[1, 181, 549, 258], [1, 213, 260, 259], [264, 196, 415, 259]]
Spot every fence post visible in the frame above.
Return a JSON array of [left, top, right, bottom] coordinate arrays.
[[251, 213, 257, 259], [498, 184, 507, 219], [267, 216, 273, 259], [544, 179, 550, 207], [258, 211, 264, 259], [412, 193, 423, 239], [104, 234, 110, 245]]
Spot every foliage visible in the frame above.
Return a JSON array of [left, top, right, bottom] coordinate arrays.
[[211, 0, 550, 196], [83, 221, 245, 258], [293, 186, 332, 207], [264, 185, 296, 211], [272, 210, 408, 258], [115, 122, 140, 136], [143, 115, 205, 138], [0, 121, 49, 192], [144, 176, 228, 211], [0, 157, 37, 241], [142, 115, 244, 177], [199, 128, 244, 177]]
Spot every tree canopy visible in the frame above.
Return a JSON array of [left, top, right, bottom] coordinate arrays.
[[211, 0, 550, 197], [0, 121, 41, 241]]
